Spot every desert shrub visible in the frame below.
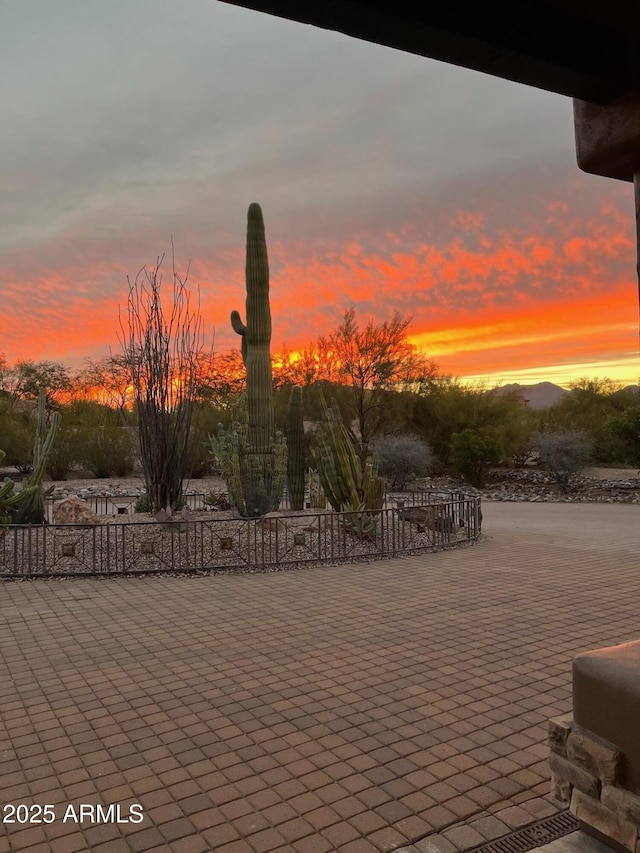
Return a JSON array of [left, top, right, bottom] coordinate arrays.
[[185, 404, 221, 479], [540, 378, 637, 463], [533, 428, 592, 492], [450, 429, 501, 487], [373, 434, 433, 489], [204, 490, 232, 510], [0, 406, 35, 472], [411, 379, 533, 466], [47, 424, 80, 481], [607, 407, 640, 469], [80, 426, 134, 478], [134, 493, 153, 513]]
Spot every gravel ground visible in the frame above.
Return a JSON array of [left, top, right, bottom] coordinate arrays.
[[38, 464, 640, 510]]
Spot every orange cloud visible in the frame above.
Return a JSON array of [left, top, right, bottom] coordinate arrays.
[[0, 170, 637, 389]]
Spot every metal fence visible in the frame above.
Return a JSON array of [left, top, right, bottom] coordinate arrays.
[[1, 496, 481, 578]]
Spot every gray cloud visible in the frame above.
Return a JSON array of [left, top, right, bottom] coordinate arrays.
[[2, 0, 632, 374], [1, 0, 575, 253]]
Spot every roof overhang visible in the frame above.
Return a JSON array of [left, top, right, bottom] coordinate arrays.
[[220, 0, 640, 105]]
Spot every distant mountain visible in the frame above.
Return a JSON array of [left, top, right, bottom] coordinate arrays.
[[494, 381, 568, 409], [622, 384, 640, 398]]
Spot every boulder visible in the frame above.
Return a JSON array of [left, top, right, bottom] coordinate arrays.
[[52, 495, 100, 526], [257, 512, 286, 532]]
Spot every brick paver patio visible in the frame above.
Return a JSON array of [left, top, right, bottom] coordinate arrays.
[[1, 501, 638, 853]]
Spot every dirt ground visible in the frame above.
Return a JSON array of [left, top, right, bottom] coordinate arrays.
[[41, 465, 637, 495], [584, 465, 639, 480]]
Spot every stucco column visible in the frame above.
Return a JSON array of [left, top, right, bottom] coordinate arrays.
[[574, 95, 640, 338]]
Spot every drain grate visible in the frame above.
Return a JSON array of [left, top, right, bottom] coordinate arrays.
[[467, 811, 580, 853]]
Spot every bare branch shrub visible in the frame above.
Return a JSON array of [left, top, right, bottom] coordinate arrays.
[[533, 428, 592, 492], [373, 434, 433, 489], [119, 250, 207, 511]]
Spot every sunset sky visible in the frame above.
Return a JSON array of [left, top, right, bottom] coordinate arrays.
[[2, 0, 639, 388]]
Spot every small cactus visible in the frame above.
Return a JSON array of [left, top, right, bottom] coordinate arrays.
[[285, 386, 305, 511], [308, 468, 326, 509]]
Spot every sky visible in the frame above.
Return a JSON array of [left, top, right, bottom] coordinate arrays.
[[1, 0, 639, 388]]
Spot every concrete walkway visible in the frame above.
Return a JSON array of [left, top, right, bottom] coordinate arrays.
[[0, 502, 638, 853]]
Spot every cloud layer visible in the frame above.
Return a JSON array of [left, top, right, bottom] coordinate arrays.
[[0, 0, 638, 385]]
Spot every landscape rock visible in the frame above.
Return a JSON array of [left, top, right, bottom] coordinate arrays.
[[418, 469, 640, 504], [52, 495, 100, 526]]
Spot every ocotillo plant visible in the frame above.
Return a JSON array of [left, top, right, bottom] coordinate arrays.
[[285, 385, 305, 511], [227, 203, 286, 516]]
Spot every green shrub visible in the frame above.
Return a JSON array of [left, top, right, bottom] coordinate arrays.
[[450, 429, 501, 487], [80, 426, 134, 478], [47, 424, 80, 480], [608, 406, 640, 469], [134, 493, 153, 513], [0, 407, 36, 472]]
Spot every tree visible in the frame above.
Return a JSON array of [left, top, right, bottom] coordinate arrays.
[[540, 377, 635, 463], [319, 308, 437, 468], [119, 250, 207, 512], [198, 349, 246, 408], [77, 354, 135, 414], [3, 360, 73, 412], [412, 378, 534, 468], [272, 339, 341, 390]]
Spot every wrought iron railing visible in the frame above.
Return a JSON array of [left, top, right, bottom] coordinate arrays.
[[1, 496, 481, 578]]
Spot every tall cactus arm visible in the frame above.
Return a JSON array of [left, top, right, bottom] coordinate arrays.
[[230, 310, 248, 365], [25, 389, 60, 489]]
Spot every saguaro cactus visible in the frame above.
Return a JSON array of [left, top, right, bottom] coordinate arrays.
[[227, 203, 286, 516], [286, 385, 305, 511]]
